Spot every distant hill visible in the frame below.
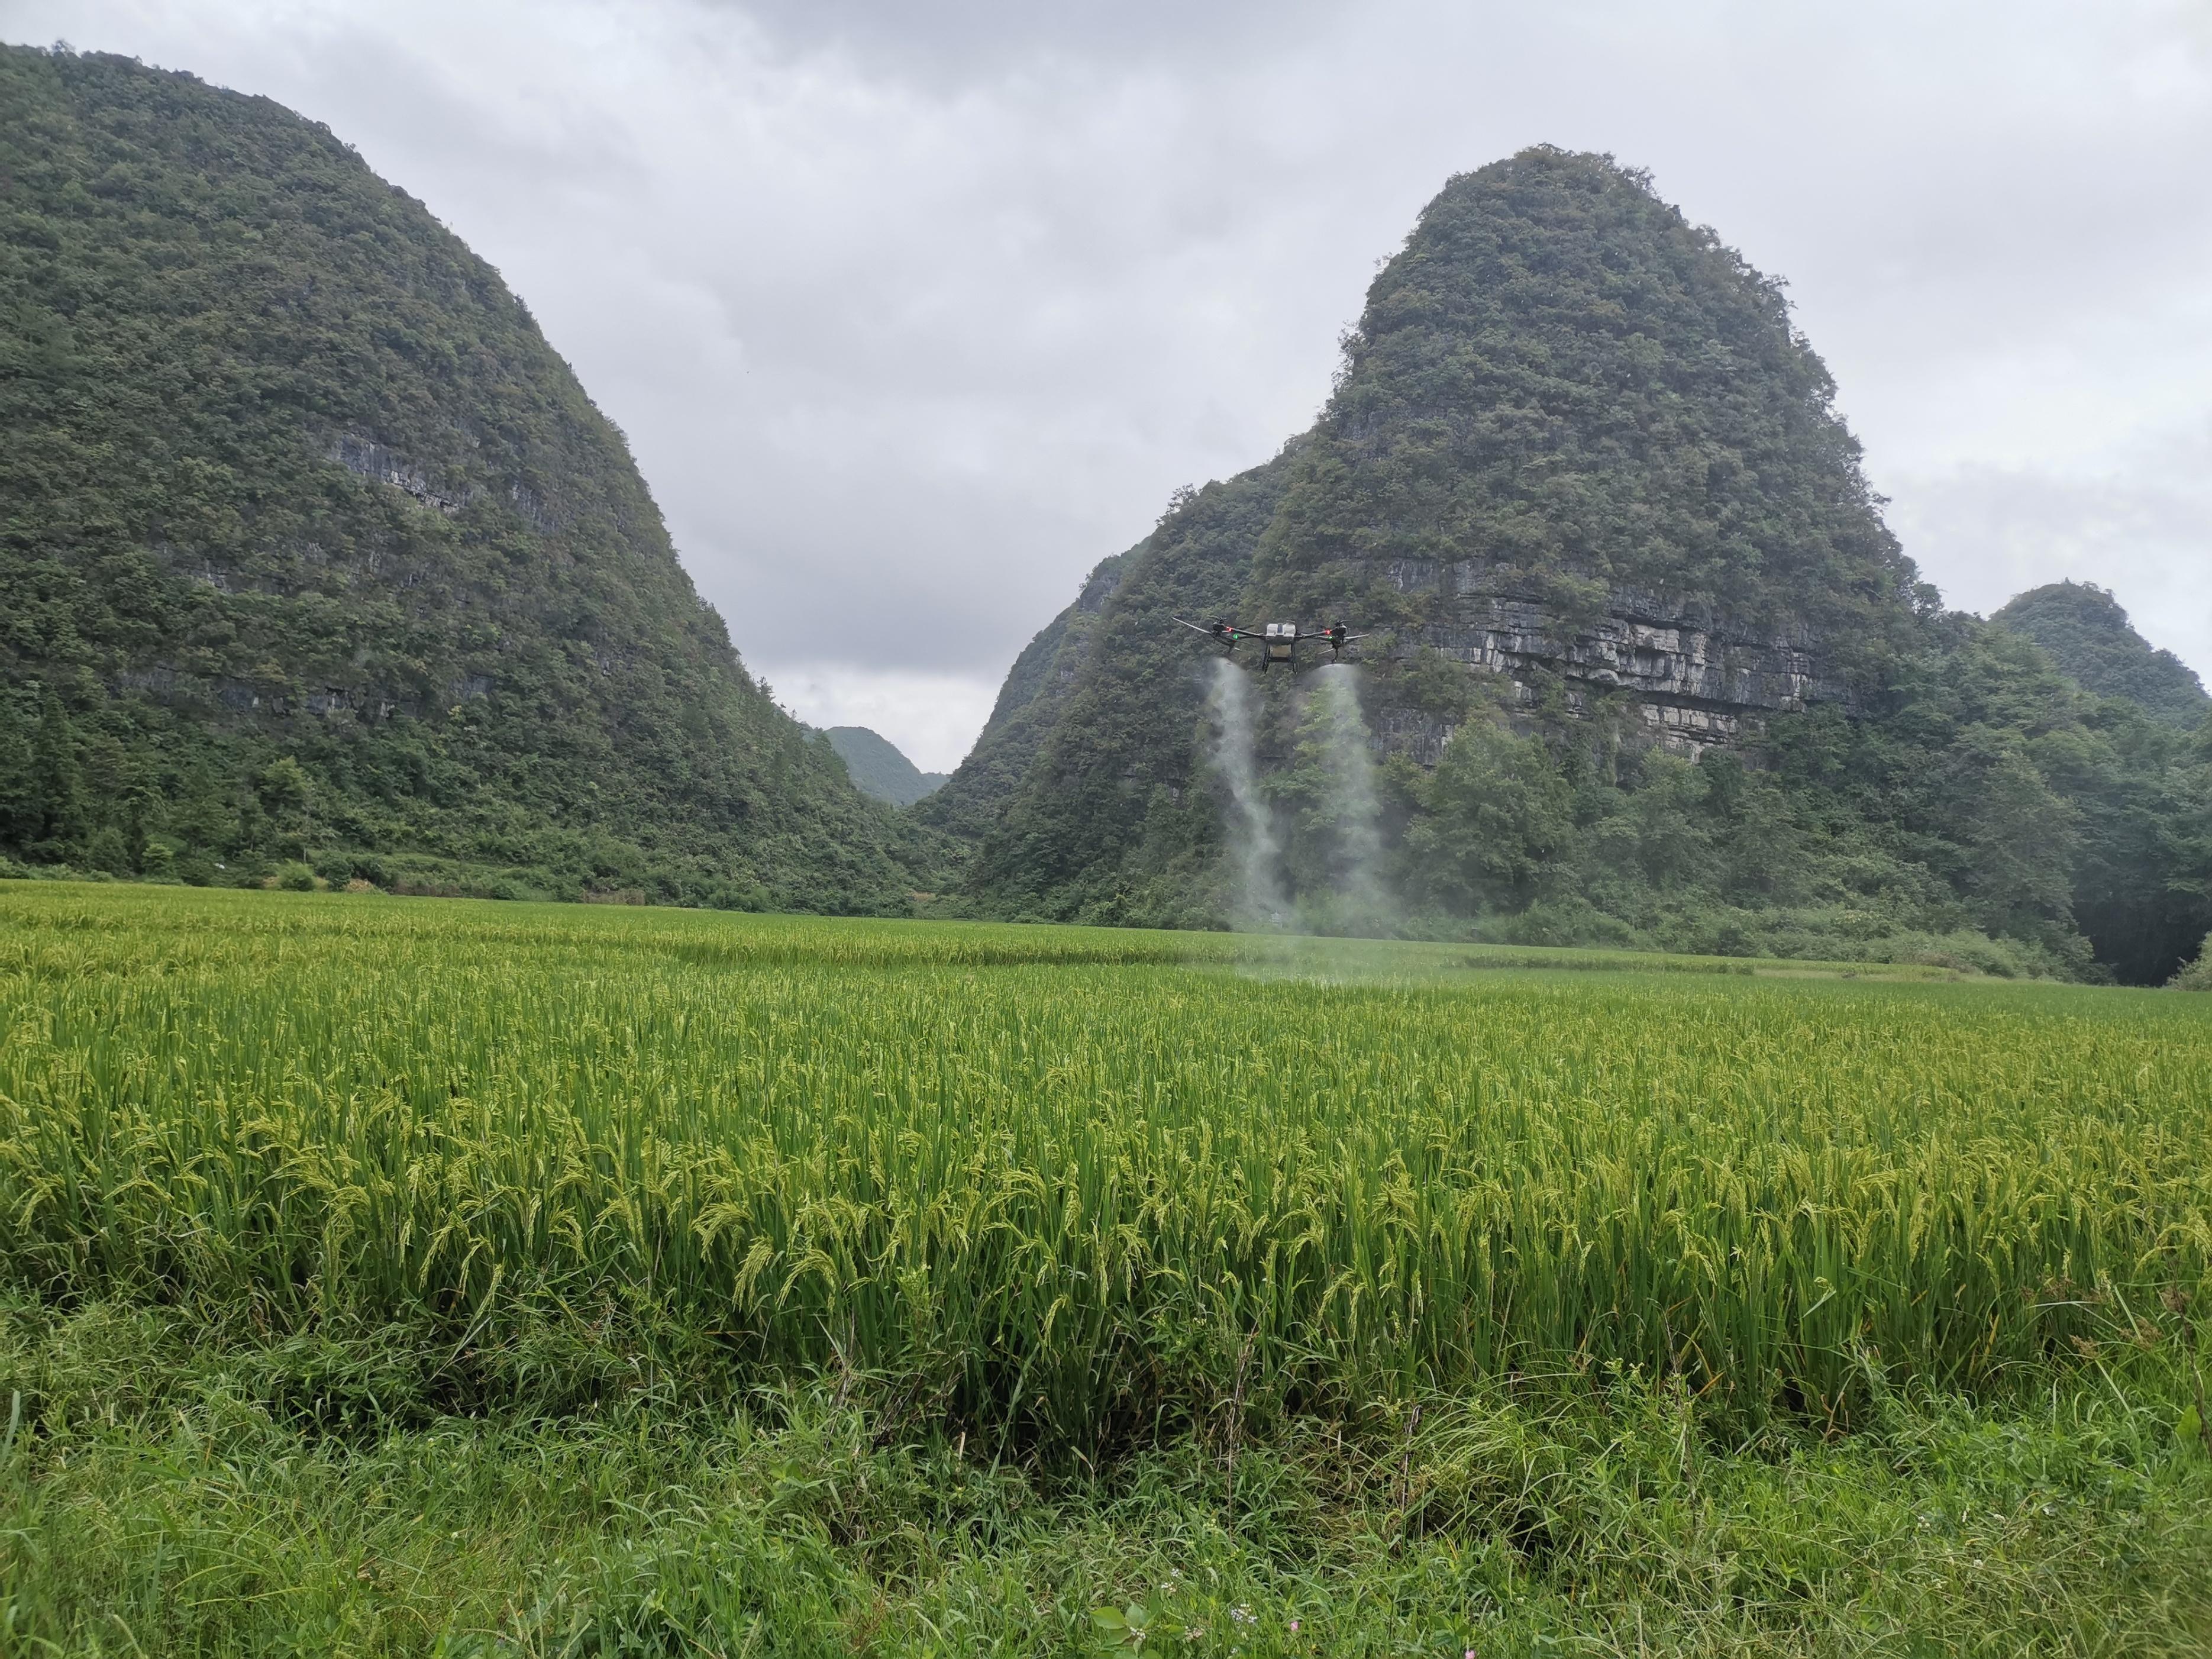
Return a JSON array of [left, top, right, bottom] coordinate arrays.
[[822, 727, 947, 806], [934, 148, 2212, 983], [1992, 583, 2208, 729], [0, 45, 928, 909]]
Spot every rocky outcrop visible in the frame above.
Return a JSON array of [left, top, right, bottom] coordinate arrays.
[[331, 432, 470, 515], [1375, 556, 1842, 758]]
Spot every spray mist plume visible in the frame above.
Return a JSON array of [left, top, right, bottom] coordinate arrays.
[[1307, 664, 1395, 935], [1205, 657, 1289, 931]]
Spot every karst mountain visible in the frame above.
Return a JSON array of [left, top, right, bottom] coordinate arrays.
[[821, 727, 947, 807], [1993, 582, 2208, 731], [0, 45, 928, 908], [925, 149, 2211, 983]]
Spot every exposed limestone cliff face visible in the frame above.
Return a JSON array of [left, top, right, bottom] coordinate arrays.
[[330, 432, 470, 516], [1376, 556, 1843, 760]]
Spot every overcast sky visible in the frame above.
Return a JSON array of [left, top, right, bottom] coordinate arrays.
[[8, 0, 2209, 769]]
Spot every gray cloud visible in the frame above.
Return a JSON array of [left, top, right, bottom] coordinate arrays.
[[1888, 418, 2212, 661], [730, 0, 1338, 79], [5, 0, 2208, 767]]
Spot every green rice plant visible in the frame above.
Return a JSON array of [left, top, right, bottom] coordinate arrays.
[[0, 882, 2205, 1451]]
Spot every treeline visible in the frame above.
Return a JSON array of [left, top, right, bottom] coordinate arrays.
[[954, 599, 2211, 982], [1383, 612, 2212, 981], [0, 682, 912, 909]]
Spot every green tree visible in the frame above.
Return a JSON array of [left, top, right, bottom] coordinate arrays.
[[1406, 719, 1572, 913], [1919, 726, 2079, 947], [0, 694, 35, 847], [29, 690, 86, 855]]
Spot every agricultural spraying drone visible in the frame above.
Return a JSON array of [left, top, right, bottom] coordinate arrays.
[[1174, 617, 1367, 672]]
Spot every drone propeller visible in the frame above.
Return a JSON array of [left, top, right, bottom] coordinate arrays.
[[1295, 623, 1369, 649], [1174, 616, 1247, 643]]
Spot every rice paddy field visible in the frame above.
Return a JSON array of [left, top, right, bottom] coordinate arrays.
[[0, 882, 2205, 1655]]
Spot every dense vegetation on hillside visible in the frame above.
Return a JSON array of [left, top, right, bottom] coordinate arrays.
[[958, 456, 1297, 917], [1247, 149, 1930, 659], [939, 149, 2212, 982], [1371, 609, 2209, 983], [821, 725, 945, 806], [910, 550, 1130, 846], [1994, 581, 2208, 730], [0, 45, 924, 909]]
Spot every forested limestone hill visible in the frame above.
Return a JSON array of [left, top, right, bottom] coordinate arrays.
[[1993, 583, 2208, 731], [0, 46, 926, 908], [821, 727, 946, 807], [937, 149, 2212, 983]]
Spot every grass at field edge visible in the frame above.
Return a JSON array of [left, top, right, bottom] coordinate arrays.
[[0, 1298, 2206, 1657]]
